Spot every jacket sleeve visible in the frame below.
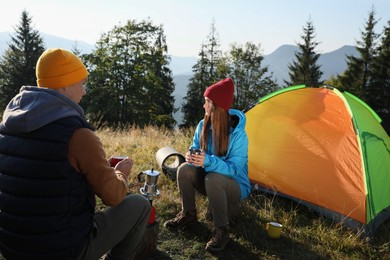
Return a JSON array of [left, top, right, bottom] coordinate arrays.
[[68, 128, 128, 206], [203, 128, 248, 179]]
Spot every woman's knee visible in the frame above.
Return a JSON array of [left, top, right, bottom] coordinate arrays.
[[177, 163, 193, 182], [204, 173, 223, 191], [177, 162, 189, 175]]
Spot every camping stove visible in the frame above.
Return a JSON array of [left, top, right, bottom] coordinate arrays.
[[135, 168, 160, 258], [137, 168, 160, 225]]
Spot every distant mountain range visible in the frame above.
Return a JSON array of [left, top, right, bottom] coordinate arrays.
[[263, 44, 359, 85], [0, 31, 359, 125], [171, 45, 359, 125]]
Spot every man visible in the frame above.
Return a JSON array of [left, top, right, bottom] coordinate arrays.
[[0, 48, 151, 260]]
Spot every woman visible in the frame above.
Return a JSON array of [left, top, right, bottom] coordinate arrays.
[[164, 78, 251, 252]]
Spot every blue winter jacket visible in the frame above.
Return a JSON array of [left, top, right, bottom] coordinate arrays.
[[190, 109, 251, 200]]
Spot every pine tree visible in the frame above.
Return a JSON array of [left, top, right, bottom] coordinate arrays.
[[181, 20, 223, 127], [286, 18, 323, 87], [0, 10, 45, 111], [81, 19, 175, 128], [146, 30, 176, 128], [227, 42, 278, 111], [366, 21, 390, 133], [337, 9, 379, 99]]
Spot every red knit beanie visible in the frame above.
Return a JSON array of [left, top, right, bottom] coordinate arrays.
[[204, 78, 234, 111]]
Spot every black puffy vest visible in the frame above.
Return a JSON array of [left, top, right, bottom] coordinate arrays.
[[0, 117, 96, 260]]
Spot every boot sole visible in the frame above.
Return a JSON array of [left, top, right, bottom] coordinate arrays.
[[205, 245, 227, 252], [163, 220, 197, 229], [205, 241, 229, 252]]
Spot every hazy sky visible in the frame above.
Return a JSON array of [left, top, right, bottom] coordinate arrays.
[[1, 0, 389, 57]]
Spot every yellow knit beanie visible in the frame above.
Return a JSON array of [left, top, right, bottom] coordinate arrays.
[[36, 48, 88, 89]]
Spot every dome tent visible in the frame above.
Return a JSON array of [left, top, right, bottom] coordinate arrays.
[[245, 85, 390, 237]]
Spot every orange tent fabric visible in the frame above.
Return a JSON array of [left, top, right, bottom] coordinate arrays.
[[246, 87, 367, 223]]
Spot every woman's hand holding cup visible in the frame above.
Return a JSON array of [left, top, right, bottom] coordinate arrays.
[[187, 148, 204, 167]]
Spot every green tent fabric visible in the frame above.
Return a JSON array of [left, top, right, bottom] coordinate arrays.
[[343, 92, 390, 233]]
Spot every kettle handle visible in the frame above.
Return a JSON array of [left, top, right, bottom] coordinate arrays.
[[137, 172, 145, 182]]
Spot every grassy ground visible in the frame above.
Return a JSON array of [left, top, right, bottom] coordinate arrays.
[[99, 126, 390, 260], [1, 126, 388, 259]]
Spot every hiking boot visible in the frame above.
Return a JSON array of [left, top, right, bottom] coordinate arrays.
[[164, 209, 197, 229], [205, 225, 230, 252]]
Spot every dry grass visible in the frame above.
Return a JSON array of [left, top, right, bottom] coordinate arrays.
[[1, 126, 388, 260], [97, 126, 193, 194], [96, 126, 390, 260]]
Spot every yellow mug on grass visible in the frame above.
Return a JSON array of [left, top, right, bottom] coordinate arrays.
[[265, 222, 283, 239]]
